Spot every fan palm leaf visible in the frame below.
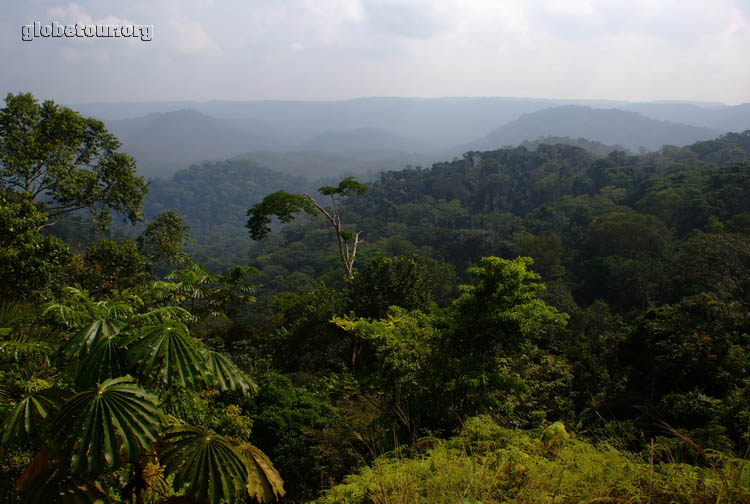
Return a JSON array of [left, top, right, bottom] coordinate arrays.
[[160, 425, 249, 503], [75, 335, 128, 389], [1, 389, 63, 445], [128, 321, 206, 388], [238, 442, 286, 503], [203, 349, 256, 394], [51, 376, 161, 475], [64, 319, 125, 359]]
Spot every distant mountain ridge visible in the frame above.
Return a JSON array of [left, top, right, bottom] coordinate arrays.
[[623, 102, 750, 132], [106, 109, 285, 177], [462, 106, 721, 152], [89, 98, 750, 179]]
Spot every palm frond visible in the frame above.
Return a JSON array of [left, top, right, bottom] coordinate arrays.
[[74, 335, 127, 389], [129, 306, 195, 325], [1, 389, 64, 446], [203, 349, 256, 395], [43, 303, 91, 329], [160, 425, 249, 504], [128, 322, 206, 388], [0, 301, 27, 331], [238, 442, 286, 503], [51, 376, 161, 475], [63, 319, 125, 359]]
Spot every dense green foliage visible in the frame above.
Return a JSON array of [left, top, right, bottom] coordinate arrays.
[[248, 177, 369, 279], [2, 94, 749, 503], [0, 93, 148, 228], [144, 159, 311, 270], [317, 415, 750, 504], [137, 210, 192, 269], [0, 192, 71, 299]]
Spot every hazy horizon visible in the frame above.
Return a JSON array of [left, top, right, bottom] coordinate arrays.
[[61, 96, 738, 107]]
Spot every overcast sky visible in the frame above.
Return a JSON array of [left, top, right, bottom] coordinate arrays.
[[2, 0, 749, 105]]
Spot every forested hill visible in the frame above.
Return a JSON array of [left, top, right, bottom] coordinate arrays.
[[142, 159, 311, 269], [145, 158, 309, 230], [464, 105, 720, 152], [96, 98, 750, 180], [143, 131, 750, 313], [107, 110, 286, 177], [519, 136, 626, 155], [241, 131, 750, 312]]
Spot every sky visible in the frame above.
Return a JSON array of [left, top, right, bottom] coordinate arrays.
[[2, 0, 749, 105]]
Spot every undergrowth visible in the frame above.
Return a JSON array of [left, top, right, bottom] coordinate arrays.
[[316, 416, 750, 504]]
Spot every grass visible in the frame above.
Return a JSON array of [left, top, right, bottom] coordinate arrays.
[[315, 416, 750, 504]]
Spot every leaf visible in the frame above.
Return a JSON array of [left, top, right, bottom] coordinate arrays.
[[1, 390, 63, 445], [220, 265, 260, 286], [128, 321, 206, 388], [51, 376, 161, 475], [160, 425, 249, 504], [203, 349, 256, 394], [238, 442, 286, 503], [75, 335, 127, 389], [64, 318, 125, 359], [246, 191, 318, 241], [129, 306, 195, 325]]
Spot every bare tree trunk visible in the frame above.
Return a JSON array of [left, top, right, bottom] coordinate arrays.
[[302, 193, 362, 279]]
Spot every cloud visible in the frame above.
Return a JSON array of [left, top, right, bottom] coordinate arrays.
[[361, 0, 449, 38], [2, 0, 749, 104], [529, 0, 738, 41], [47, 3, 94, 24], [164, 17, 221, 54]]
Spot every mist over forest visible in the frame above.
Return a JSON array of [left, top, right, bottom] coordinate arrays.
[[79, 97, 746, 179]]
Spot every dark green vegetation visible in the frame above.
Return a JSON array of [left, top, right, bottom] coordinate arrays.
[[0, 92, 148, 229], [2, 93, 750, 503], [0, 94, 284, 504]]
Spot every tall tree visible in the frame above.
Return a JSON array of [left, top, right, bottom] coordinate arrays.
[[246, 177, 368, 279], [0, 92, 148, 228]]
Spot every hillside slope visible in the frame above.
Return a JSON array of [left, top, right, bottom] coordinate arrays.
[[464, 106, 721, 152]]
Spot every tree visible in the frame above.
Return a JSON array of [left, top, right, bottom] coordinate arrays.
[[0, 92, 148, 228], [333, 258, 572, 431], [247, 177, 368, 279], [669, 232, 750, 315], [137, 210, 193, 268], [620, 294, 750, 450], [0, 190, 71, 300], [441, 257, 570, 424], [580, 212, 673, 310], [346, 255, 441, 319], [451, 256, 568, 354], [78, 238, 152, 294]]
